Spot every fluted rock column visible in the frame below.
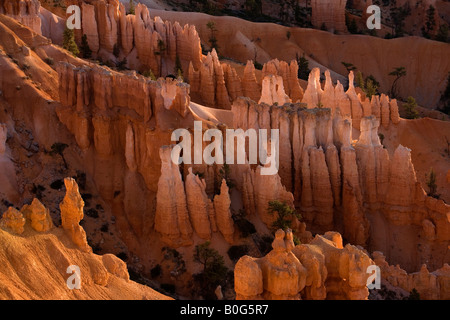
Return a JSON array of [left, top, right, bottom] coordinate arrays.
[[60, 178, 92, 252], [155, 146, 193, 247], [185, 168, 213, 240], [214, 179, 235, 244]]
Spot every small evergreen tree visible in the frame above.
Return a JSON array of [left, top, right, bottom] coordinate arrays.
[[436, 24, 449, 43], [342, 62, 357, 74], [346, 15, 358, 34], [408, 288, 421, 300], [79, 34, 92, 59], [63, 27, 79, 57], [403, 96, 419, 119], [217, 163, 235, 191], [174, 55, 183, 79], [355, 71, 365, 89], [267, 200, 301, 230], [364, 78, 379, 99], [422, 5, 436, 39], [193, 241, 228, 298], [143, 69, 157, 80], [296, 53, 310, 80], [439, 73, 450, 115], [426, 168, 437, 198], [155, 39, 166, 76], [206, 21, 219, 52], [388, 66, 406, 98], [129, 0, 135, 15]]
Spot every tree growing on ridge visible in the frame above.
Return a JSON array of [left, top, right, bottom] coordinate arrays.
[[63, 26, 79, 57], [388, 66, 406, 98], [206, 21, 219, 52]]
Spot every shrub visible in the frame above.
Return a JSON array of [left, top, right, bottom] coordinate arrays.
[[143, 69, 157, 80], [426, 168, 438, 198], [44, 57, 54, 65], [63, 26, 79, 57], [193, 241, 228, 298], [254, 61, 263, 70], [80, 34, 92, 59], [408, 288, 420, 300], [403, 96, 419, 119], [296, 53, 310, 80], [267, 200, 301, 230], [128, 0, 135, 15]]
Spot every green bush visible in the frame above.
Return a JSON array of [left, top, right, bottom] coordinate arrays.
[[193, 241, 228, 298], [403, 96, 419, 119], [267, 200, 301, 230], [63, 27, 79, 57]]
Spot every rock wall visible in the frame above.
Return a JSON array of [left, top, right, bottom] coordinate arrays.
[[372, 251, 450, 300], [154, 146, 235, 247], [231, 73, 449, 272], [0, 123, 6, 155], [71, 0, 202, 76], [56, 61, 195, 255], [311, 0, 347, 33], [234, 229, 374, 300], [0, 0, 42, 34], [188, 49, 232, 109]]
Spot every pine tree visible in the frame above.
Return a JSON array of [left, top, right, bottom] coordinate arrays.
[[80, 34, 92, 59], [129, 0, 135, 15], [174, 55, 183, 79], [342, 62, 357, 74], [436, 24, 449, 43], [296, 53, 310, 80], [206, 21, 219, 52], [403, 96, 419, 119], [63, 27, 79, 57], [426, 168, 437, 198], [388, 66, 406, 98], [355, 71, 365, 89], [422, 5, 436, 38], [267, 200, 301, 231]]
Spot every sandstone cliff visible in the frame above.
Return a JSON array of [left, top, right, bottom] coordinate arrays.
[[311, 0, 347, 33], [231, 77, 449, 272], [155, 146, 235, 246], [372, 251, 450, 300], [0, 0, 42, 34], [70, 0, 202, 77]]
